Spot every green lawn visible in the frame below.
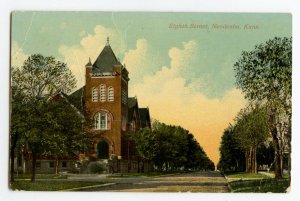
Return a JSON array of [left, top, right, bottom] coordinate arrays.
[[10, 180, 107, 191], [226, 172, 270, 179], [225, 172, 290, 192], [229, 178, 289, 193], [14, 173, 68, 180]]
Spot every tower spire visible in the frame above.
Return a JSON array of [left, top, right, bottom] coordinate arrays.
[[106, 37, 110, 46], [85, 57, 92, 67]]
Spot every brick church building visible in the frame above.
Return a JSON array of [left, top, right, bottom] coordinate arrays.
[[19, 38, 152, 173]]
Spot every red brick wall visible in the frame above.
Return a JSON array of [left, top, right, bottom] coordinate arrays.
[[85, 66, 125, 158]]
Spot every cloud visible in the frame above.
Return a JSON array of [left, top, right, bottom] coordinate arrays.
[[130, 41, 246, 164], [11, 41, 28, 68], [58, 25, 121, 88], [122, 38, 167, 89], [168, 40, 199, 73], [122, 39, 150, 84], [59, 27, 246, 164], [59, 25, 163, 90]]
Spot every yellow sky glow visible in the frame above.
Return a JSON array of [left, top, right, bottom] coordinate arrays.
[[12, 25, 247, 165]]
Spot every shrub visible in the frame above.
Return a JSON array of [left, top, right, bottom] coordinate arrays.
[[88, 162, 105, 174]]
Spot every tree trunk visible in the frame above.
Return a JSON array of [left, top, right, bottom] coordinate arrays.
[[10, 146, 15, 182], [246, 149, 252, 173], [245, 151, 249, 173], [271, 126, 283, 179], [287, 114, 291, 182], [141, 159, 145, 173], [288, 152, 291, 183], [251, 148, 254, 173], [250, 148, 253, 173], [31, 152, 37, 182], [10, 132, 19, 183], [269, 108, 283, 179], [245, 147, 257, 173], [252, 147, 257, 173], [137, 156, 140, 173], [55, 158, 60, 175]]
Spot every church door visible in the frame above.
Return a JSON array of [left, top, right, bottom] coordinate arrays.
[[97, 141, 109, 159]]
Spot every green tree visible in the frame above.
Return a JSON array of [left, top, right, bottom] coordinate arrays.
[[131, 121, 214, 172], [41, 98, 91, 175], [130, 128, 158, 162], [10, 54, 77, 182], [184, 133, 201, 170], [153, 124, 188, 171], [10, 77, 31, 182], [233, 105, 269, 173], [12, 54, 76, 99], [256, 141, 274, 170], [234, 37, 291, 179], [218, 126, 245, 173]]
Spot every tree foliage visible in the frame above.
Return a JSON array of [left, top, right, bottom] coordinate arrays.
[[10, 54, 88, 181], [234, 105, 269, 150], [256, 142, 274, 170], [40, 98, 91, 174], [233, 37, 292, 179], [12, 54, 76, 100], [218, 126, 245, 173], [234, 37, 291, 108], [218, 107, 273, 173], [233, 105, 269, 173], [130, 121, 214, 172]]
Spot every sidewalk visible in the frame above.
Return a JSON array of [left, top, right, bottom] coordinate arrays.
[[60, 183, 115, 191], [258, 171, 275, 178], [66, 173, 110, 180]]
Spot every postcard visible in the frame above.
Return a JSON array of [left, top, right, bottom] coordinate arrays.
[[9, 11, 292, 194]]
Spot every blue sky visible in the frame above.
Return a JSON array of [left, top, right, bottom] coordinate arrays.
[[11, 12, 291, 98], [11, 12, 292, 163]]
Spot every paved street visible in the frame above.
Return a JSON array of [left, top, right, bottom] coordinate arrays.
[[70, 171, 230, 192]]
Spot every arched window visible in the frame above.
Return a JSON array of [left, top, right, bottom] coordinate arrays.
[[92, 87, 98, 102], [99, 84, 106, 102], [108, 86, 114, 102], [94, 111, 112, 130]]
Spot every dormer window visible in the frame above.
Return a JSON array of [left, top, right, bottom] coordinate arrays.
[[100, 84, 106, 102]]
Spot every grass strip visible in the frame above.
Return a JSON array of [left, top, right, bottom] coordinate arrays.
[[14, 173, 68, 180], [10, 181, 107, 191], [229, 178, 289, 193], [226, 172, 270, 179]]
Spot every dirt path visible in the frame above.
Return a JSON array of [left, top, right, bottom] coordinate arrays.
[[73, 171, 230, 192]]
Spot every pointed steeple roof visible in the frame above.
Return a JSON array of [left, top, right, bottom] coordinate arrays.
[[92, 37, 121, 73], [85, 57, 92, 67]]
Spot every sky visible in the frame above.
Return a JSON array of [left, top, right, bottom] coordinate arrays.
[[11, 12, 292, 165]]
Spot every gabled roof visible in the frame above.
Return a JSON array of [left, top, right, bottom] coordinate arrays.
[[139, 108, 151, 128], [92, 44, 121, 73], [49, 89, 85, 120], [128, 97, 139, 122], [128, 97, 138, 109], [66, 86, 85, 114]]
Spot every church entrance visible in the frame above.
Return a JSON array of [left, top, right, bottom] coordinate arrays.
[[97, 141, 109, 159]]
